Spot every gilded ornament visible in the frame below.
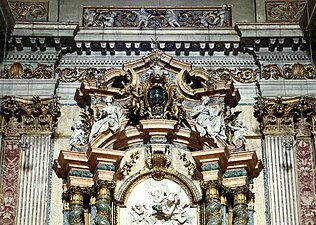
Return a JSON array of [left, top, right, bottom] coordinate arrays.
[[0, 96, 61, 133], [146, 146, 171, 180], [209, 68, 259, 83], [2, 63, 53, 79], [262, 63, 316, 79], [9, 1, 48, 21], [121, 151, 139, 175], [57, 68, 109, 82], [9, 62, 23, 78], [266, 1, 305, 22], [178, 151, 196, 175], [254, 96, 316, 135]]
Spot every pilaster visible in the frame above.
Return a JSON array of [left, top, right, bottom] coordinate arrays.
[[0, 96, 61, 225]]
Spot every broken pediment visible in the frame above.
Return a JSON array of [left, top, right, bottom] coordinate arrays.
[[74, 50, 242, 149]]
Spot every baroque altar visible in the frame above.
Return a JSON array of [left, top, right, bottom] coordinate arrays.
[[53, 50, 262, 225]]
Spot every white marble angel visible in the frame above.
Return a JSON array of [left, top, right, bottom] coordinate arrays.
[[228, 119, 248, 146], [69, 121, 86, 149], [165, 9, 180, 27], [89, 96, 125, 141], [133, 7, 151, 27], [190, 96, 226, 141]]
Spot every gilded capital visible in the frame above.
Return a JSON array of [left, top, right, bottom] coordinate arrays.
[[0, 96, 61, 134], [254, 96, 316, 135]]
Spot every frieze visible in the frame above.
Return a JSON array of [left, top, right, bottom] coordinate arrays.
[[254, 96, 316, 134], [262, 63, 316, 79], [69, 169, 94, 178], [201, 163, 220, 171], [209, 67, 260, 83], [56, 67, 109, 82], [1, 62, 53, 79], [265, 1, 305, 22], [9, 1, 48, 21], [97, 163, 116, 171], [223, 169, 247, 178], [82, 6, 231, 28], [0, 96, 61, 133]]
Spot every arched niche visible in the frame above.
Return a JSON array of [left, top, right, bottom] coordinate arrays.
[[115, 172, 202, 225]]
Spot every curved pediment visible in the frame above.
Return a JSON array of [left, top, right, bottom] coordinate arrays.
[[75, 50, 239, 104]]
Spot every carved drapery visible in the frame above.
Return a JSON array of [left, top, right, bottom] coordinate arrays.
[[254, 96, 316, 225]]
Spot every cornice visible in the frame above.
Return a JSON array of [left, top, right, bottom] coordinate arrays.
[[12, 22, 79, 37], [5, 22, 308, 55], [236, 23, 304, 38]]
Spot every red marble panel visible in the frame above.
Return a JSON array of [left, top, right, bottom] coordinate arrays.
[[296, 141, 316, 225], [0, 140, 20, 225]]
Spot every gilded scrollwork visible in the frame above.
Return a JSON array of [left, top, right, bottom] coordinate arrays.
[[209, 68, 259, 83], [56, 67, 109, 82], [121, 151, 140, 175], [262, 63, 316, 79], [9, 1, 48, 21], [178, 151, 196, 175], [82, 6, 231, 28], [2, 63, 53, 79], [0, 95, 61, 133], [266, 1, 305, 22]]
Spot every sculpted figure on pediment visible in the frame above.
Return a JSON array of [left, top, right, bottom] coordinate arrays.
[[69, 121, 86, 150], [190, 96, 226, 142], [89, 96, 125, 141]]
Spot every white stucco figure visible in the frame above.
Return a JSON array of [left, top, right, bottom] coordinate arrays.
[[133, 7, 151, 27], [69, 121, 86, 149], [101, 11, 117, 27], [165, 9, 180, 27], [83, 9, 96, 26], [190, 96, 226, 141], [89, 96, 125, 141], [228, 120, 248, 146], [199, 11, 210, 27], [213, 4, 228, 27]]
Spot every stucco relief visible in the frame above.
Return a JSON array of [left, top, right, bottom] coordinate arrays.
[[120, 179, 196, 225]]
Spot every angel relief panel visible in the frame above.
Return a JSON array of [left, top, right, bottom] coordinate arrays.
[[120, 179, 196, 225]]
